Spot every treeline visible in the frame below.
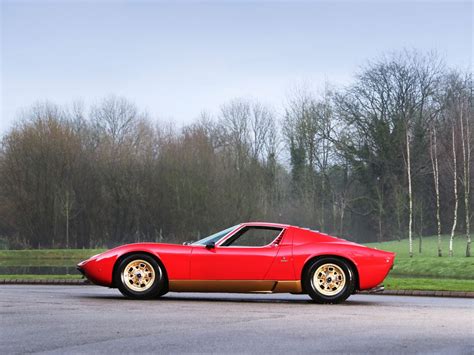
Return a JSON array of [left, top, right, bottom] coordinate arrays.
[[0, 50, 472, 255]]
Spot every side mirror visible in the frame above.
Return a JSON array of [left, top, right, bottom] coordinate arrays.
[[205, 241, 215, 249]]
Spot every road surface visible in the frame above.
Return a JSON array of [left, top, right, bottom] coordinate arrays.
[[1, 285, 473, 354]]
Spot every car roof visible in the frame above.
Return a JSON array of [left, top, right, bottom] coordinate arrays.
[[241, 221, 290, 229]]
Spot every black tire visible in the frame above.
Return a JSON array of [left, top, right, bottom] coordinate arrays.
[[303, 257, 355, 304], [114, 253, 167, 299]]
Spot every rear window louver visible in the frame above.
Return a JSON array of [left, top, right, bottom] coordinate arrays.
[[274, 230, 285, 245]]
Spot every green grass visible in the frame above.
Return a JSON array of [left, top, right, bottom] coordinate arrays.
[[365, 235, 474, 280], [364, 235, 474, 292], [0, 248, 106, 267], [365, 235, 469, 257], [384, 276, 474, 292], [0, 259, 79, 267], [0, 249, 105, 260]]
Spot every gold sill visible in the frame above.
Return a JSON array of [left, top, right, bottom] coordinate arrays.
[[169, 280, 302, 293]]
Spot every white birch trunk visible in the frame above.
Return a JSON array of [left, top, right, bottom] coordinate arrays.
[[407, 129, 413, 258], [450, 123, 459, 257], [430, 126, 442, 256], [461, 103, 471, 257]]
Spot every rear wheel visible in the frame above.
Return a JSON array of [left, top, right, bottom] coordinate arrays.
[[303, 257, 355, 304], [115, 253, 166, 299]]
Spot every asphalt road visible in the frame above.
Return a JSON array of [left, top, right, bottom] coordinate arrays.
[[1, 285, 473, 354]]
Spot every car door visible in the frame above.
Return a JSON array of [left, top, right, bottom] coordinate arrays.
[[190, 226, 283, 280]]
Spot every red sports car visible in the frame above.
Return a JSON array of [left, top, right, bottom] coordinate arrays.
[[77, 222, 395, 303]]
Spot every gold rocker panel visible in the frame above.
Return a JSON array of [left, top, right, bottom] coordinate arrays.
[[168, 280, 302, 293]]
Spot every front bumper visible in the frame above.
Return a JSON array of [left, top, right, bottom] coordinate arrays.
[[76, 255, 116, 287], [76, 266, 86, 277]]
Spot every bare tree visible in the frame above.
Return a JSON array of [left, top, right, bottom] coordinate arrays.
[[449, 118, 459, 257], [460, 84, 471, 257], [406, 126, 414, 257], [56, 189, 77, 248], [249, 102, 274, 161], [430, 124, 442, 256]]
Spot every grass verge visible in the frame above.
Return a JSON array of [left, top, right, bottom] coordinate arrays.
[[384, 276, 474, 292], [0, 249, 105, 260], [366, 236, 474, 280]]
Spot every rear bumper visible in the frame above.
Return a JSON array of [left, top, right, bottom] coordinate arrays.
[[357, 251, 395, 289]]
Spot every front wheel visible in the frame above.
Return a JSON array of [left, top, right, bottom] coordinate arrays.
[[115, 253, 167, 299], [303, 257, 355, 304]]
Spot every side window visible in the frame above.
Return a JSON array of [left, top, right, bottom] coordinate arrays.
[[222, 227, 282, 247]]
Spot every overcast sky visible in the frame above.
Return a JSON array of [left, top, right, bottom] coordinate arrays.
[[1, 0, 472, 134]]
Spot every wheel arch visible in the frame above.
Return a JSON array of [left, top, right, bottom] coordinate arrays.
[[301, 254, 360, 292], [112, 251, 169, 288]]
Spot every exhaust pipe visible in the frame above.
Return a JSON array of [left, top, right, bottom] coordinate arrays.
[[365, 285, 385, 293]]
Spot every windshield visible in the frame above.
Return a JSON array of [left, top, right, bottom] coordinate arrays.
[[191, 225, 239, 246]]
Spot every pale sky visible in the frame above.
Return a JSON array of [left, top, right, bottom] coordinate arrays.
[[1, 0, 472, 134]]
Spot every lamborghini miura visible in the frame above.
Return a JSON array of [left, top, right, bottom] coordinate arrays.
[[77, 222, 395, 303]]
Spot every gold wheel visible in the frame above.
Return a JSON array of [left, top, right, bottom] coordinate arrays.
[[121, 259, 156, 292], [313, 263, 346, 296]]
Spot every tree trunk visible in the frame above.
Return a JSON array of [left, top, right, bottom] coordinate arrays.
[[430, 126, 442, 257], [461, 103, 471, 257], [419, 202, 423, 254], [450, 124, 458, 257], [378, 213, 383, 243], [407, 130, 413, 258], [339, 197, 345, 236], [66, 204, 69, 249], [320, 178, 325, 231], [375, 184, 384, 243]]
